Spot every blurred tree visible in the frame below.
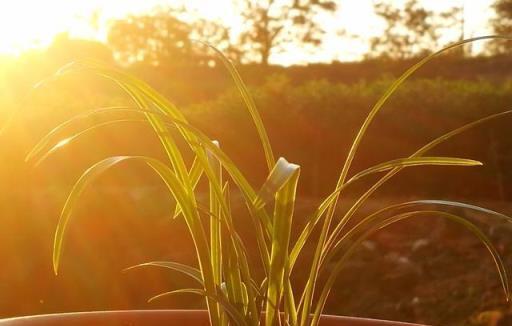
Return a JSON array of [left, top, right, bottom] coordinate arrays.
[[108, 6, 192, 66], [107, 6, 233, 66], [235, 0, 337, 65], [368, 0, 459, 59], [490, 0, 512, 54], [48, 33, 114, 65]]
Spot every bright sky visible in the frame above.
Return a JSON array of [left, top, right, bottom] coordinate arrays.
[[0, 0, 496, 64]]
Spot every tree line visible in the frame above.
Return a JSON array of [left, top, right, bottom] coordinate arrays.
[[107, 0, 337, 67], [96, 0, 512, 67]]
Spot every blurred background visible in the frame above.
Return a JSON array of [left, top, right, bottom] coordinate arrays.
[[2, 1, 512, 325]]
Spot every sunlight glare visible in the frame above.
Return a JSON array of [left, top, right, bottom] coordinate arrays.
[[0, 0, 237, 56]]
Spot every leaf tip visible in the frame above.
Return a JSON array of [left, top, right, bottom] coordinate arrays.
[[33, 79, 48, 90], [52, 258, 60, 276], [147, 295, 159, 303], [277, 157, 300, 172], [122, 263, 146, 273]]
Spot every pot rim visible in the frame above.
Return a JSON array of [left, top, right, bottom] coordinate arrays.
[[0, 309, 427, 326]]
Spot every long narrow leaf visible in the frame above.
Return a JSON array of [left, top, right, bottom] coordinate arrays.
[[311, 210, 509, 326], [324, 200, 512, 271], [337, 36, 512, 187], [348, 157, 482, 183], [124, 261, 203, 284], [324, 110, 512, 258], [266, 166, 300, 326], [52, 156, 191, 274], [25, 106, 137, 162], [203, 42, 275, 171]]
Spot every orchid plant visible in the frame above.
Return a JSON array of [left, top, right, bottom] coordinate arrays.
[[26, 36, 512, 326]]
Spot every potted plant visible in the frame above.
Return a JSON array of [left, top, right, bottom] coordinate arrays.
[[2, 36, 511, 326]]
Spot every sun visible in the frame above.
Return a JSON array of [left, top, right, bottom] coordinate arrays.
[[0, 1, 71, 55], [0, 0, 135, 56]]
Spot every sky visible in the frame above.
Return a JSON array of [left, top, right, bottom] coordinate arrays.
[[0, 0, 496, 65]]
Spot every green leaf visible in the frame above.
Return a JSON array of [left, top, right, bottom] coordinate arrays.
[[52, 156, 191, 275], [266, 165, 300, 326], [30, 105, 272, 276], [324, 200, 512, 271], [349, 157, 482, 183], [124, 261, 203, 284], [324, 110, 512, 259], [25, 106, 136, 162], [30, 119, 142, 166], [202, 42, 275, 171], [173, 155, 204, 219], [290, 156, 481, 272], [311, 210, 509, 326], [337, 36, 512, 187]]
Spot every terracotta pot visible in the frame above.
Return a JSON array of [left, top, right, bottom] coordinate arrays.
[[0, 310, 427, 326]]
